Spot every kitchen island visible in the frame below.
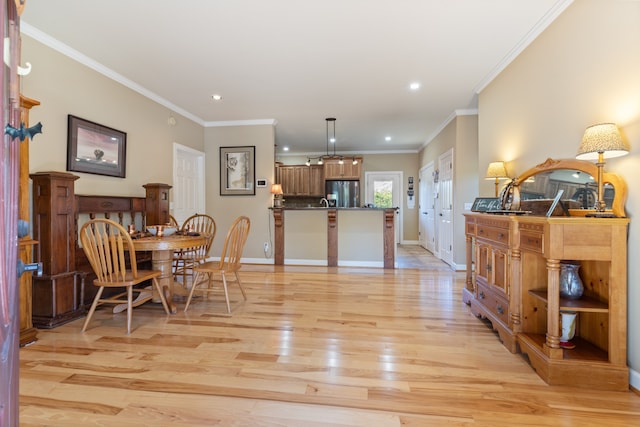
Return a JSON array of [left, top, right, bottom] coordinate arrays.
[[271, 207, 397, 268]]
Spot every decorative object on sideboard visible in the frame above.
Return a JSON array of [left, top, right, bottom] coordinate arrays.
[[560, 311, 578, 349], [559, 261, 584, 299], [498, 178, 520, 211], [485, 161, 509, 197], [271, 184, 284, 208], [576, 123, 629, 215]]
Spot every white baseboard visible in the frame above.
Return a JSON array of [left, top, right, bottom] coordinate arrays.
[[630, 367, 640, 391]]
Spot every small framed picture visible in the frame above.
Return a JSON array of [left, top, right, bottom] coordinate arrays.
[[220, 146, 255, 195], [67, 115, 126, 178]]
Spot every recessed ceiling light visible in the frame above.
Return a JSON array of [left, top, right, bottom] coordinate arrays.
[[409, 82, 421, 91], [211, 94, 223, 101], [385, 136, 391, 141], [283, 146, 289, 151]]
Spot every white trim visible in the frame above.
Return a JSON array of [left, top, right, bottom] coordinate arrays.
[[21, 22, 205, 126], [473, 0, 574, 94], [420, 109, 478, 150], [630, 368, 640, 391], [204, 119, 276, 127]]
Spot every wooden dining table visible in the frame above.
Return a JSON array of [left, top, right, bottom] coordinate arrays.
[[131, 233, 207, 313]]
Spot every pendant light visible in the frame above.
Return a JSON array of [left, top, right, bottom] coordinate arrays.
[[326, 117, 336, 157]]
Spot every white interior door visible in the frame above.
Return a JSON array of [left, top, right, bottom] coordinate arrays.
[[172, 143, 205, 225], [438, 149, 454, 266], [419, 162, 435, 253], [365, 171, 402, 244]]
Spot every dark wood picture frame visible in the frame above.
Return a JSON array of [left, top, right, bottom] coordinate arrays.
[[220, 146, 255, 195], [67, 115, 127, 178]]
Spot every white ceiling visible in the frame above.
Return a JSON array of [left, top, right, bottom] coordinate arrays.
[[21, 0, 572, 156]]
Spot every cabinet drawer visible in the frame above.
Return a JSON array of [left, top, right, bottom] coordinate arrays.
[[520, 231, 543, 253], [466, 221, 476, 235], [476, 225, 509, 246], [477, 282, 510, 326]]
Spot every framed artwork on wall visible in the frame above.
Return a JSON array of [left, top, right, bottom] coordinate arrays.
[[66, 115, 127, 178], [220, 146, 255, 195]]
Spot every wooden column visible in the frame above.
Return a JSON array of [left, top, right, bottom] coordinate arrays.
[[30, 171, 84, 328], [383, 208, 395, 269], [143, 183, 172, 226], [273, 208, 284, 265], [327, 209, 338, 267], [18, 95, 40, 346]]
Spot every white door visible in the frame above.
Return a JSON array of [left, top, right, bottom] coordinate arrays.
[[438, 149, 454, 266], [365, 171, 402, 244], [419, 162, 435, 253], [173, 143, 205, 225]]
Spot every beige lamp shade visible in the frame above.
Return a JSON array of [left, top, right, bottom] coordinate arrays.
[[485, 161, 508, 179], [270, 184, 283, 195], [576, 123, 629, 160]]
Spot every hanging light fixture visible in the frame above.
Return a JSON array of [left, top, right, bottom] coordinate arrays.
[[305, 118, 337, 166], [326, 117, 336, 157]]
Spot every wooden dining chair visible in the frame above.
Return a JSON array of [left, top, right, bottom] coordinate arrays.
[[184, 216, 250, 314], [172, 213, 217, 286], [80, 218, 170, 334]]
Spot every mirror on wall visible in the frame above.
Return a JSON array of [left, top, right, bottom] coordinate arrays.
[[513, 158, 626, 217], [519, 169, 614, 209]]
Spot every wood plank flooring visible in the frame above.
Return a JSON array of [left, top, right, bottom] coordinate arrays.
[[19, 250, 640, 426]]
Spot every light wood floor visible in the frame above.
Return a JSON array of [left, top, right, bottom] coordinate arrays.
[[19, 248, 640, 426]]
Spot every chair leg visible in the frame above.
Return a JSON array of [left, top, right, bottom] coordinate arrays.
[[235, 272, 247, 300], [221, 273, 231, 314], [82, 286, 105, 332], [152, 277, 171, 314], [184, 270, 202, 312], [126, 286, 133, 334]]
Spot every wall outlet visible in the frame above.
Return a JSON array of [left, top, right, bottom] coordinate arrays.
[[264, 242, 269, 251]]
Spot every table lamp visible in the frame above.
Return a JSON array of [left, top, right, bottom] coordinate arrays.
[[485, 161, 509, 197], [576, 123, 629, 214], [271, 184, 284, 208]]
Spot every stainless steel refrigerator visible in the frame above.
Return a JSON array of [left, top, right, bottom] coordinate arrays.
[[325, 180, 360, 208]]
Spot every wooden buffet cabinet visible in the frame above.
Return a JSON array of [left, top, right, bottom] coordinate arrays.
[[463, 159, 630, 391]]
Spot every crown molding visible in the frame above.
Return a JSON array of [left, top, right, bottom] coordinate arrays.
[[21, 21, 205, 126], [473, 0, 574, 94], [204, 119, 276, 127]]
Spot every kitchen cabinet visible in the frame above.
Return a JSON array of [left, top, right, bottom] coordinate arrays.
[[464, 212, 630, 391], [324, 157, 362, 180], [277, 164, 324, 196]]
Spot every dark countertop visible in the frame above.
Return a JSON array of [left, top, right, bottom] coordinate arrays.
[[269, 207, 398, 211]]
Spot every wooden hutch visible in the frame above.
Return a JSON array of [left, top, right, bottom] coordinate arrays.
[[464, 158, 630, 391]]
